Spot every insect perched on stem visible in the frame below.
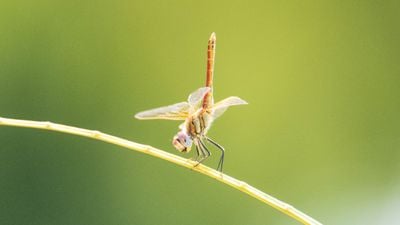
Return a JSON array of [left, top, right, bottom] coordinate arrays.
[[135, 32, 247, 172]]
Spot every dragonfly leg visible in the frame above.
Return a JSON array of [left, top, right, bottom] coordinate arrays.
[[190, 143, 201, 161], [206, 136, 225, 172], [200, 139, 211, 158], [195, 139, 211, 165], [192, 140, 206, 167]]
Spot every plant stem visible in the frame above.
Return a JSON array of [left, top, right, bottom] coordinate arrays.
[[0, 116, 322, 225]]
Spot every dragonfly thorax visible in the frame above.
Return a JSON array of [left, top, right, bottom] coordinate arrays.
[[172, 110, 213, 153], [186, 109, 213, 137]]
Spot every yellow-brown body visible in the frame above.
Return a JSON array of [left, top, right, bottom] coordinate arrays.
[[185, 108, 213, 138]]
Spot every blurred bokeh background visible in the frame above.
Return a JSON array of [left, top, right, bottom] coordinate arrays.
[[1, 1, 399, 224]]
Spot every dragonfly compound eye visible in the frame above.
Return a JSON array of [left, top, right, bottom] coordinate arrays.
[[173, 131, 193, 152]]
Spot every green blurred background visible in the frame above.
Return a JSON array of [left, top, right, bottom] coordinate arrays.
[[1, 0, 399, 224]]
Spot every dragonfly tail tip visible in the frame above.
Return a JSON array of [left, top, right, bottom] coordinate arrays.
[[210, 32, 216, 40]]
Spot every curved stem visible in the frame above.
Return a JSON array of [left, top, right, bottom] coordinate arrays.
[[0, 116, 322, 225]]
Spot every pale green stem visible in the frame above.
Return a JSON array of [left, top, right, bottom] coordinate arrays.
[[0, 116, 322, 225]]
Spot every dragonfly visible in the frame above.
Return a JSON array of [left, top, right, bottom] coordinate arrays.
[[135, 32, 247, 172]]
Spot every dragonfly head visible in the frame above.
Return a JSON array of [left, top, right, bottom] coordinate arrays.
[[173, 131, 193, 153]]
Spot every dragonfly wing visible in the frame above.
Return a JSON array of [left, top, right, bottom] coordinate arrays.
[[135, 102, 190, 120], [212, 96, 248, 120], [187, 87, 211, 106]]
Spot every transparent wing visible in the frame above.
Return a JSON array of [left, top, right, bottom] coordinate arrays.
[[187, 87, 211, 106], [212, 96, 248, 120], [135, 102, 190, 120]]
